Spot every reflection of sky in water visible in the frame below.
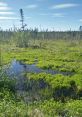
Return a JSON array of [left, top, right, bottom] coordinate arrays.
[[3, 60, 74, 97], [6, 59, 73, 78], [8, 60, 24, 75]]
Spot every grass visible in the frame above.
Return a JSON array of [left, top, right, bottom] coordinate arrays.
[[1, 39, 82, 116]]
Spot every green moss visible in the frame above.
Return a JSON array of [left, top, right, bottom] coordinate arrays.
[[1, 39, 82, 116]]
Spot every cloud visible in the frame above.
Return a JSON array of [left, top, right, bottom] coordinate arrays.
[[79, 19, 82, 22], [26, 16, 32, 19], [0, 6, 11, 10], [0, 2, 8, 7], [51, 3, 79, 9], [0, 2, 16, 21], [40, 13, 50, 16], [0, 2, 11, 11], [39, 13, 64, 18], [26, 4, 38, 9], [0, 16, 19, 20], [52, 13, 64, 17], [0, 12, 14, 15]]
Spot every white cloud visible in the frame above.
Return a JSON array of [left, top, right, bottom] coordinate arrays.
[[0, 2, 16, 20], [0, 12, 14, 15], [0, 7, 11, 10], [79, 19, 82, 22], [39, 13, 64, 18], [40, 13, 50, 16], [26, 16, 32, 19], [26, 4, 38, 9], [51, 3, 79, 9], [52, 13, 64, 17], [0, 2, 8, 7], [0, 16, 19, 20], [0, 2, 11, 11]]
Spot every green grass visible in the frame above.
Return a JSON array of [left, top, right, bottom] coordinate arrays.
[[1, 39, 82, 116], [2, 39, 82, 73]]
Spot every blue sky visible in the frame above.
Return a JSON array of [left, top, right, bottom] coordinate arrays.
[[0, 0, 82, 31]]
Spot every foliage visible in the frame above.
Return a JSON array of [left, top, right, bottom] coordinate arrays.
[[1, 33, 82, 116]]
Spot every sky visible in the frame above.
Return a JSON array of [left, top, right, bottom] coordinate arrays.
[[0, 0, 82, 31]]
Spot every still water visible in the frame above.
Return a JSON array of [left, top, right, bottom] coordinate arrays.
[[4, 60, 73, 102]]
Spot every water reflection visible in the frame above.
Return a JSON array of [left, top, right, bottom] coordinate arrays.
[[5, 60, 73, 102]]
